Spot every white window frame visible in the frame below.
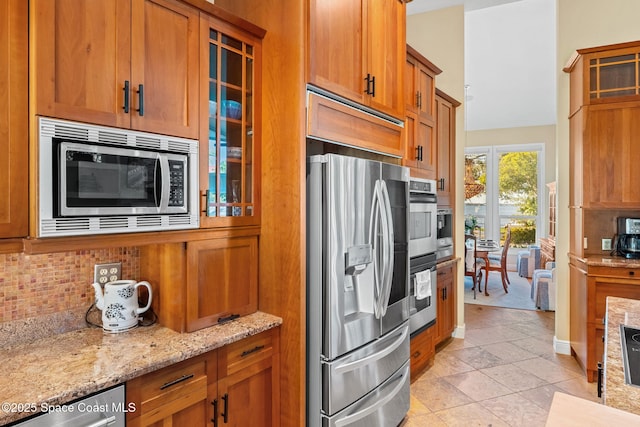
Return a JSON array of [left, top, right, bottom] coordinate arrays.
[[465, 143, 545, 243]]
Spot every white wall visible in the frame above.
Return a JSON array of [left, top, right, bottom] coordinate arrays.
[[465, 0, 556, 131], [555, 0, 640, 345], [407, 7, 467, 334]]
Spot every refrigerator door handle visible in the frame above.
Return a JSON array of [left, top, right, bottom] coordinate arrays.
[[333, 364, 407, 427], [333, 326, 408, 374], [379, 180, 395, 317], [370, 180, 383, 318]]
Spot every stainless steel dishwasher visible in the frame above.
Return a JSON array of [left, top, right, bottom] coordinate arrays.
[[11, 384, 125, 427]]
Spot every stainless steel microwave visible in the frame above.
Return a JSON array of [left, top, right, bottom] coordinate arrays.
[[38, 117, 199, 237]]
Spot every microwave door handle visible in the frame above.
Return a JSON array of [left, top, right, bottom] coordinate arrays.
[[156, 155, 170, 212]]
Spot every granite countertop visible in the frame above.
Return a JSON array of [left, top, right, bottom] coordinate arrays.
[[604, 297, 640, 415], [575, 254, 640, 268], [0, 311, 282, 425]]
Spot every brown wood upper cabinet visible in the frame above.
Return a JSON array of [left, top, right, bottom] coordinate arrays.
[[308, 0, 406, 120], [565, 41, 640, 209], [436, 89, 460, 207], [32, 0, 199, 139], [403, 45, 441, 179], [0, 0, 28, 242], [199, 13, 263, 227]]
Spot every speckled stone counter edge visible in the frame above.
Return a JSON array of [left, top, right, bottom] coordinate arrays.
[[0, 311, 282, 425], [604, 297, 640, 415]]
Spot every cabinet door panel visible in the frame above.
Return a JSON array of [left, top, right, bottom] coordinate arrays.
[[585, 107, 640, 207], [417, 118, 436, 178], [218, 358, 274, 427], [404, 111, 417, 169], [308, 0, 364, 102], [130, 0, 199, 138], [417, 66, 435, 120], [436, 96, 454, 206], [0, 0, 28, 238], [32, 0, 131, 128], [366, 0, 405, 119], [186, 236, 258, 332]]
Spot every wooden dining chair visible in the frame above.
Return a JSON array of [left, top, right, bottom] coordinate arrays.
[[464, 234, 483, 296], [480, 225, 511, 294]]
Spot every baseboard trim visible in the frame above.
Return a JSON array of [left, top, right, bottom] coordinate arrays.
[[554, 336, 571, 355], [452, 324, 465, 339]]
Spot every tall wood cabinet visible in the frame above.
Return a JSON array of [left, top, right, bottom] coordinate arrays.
[[566, 41, 640, 382], [308, 0, 406, 120], [0, 0, 28, 242], [403, 45, 441, 179], [32, 0, 200, 139], [435, 89, 460, 207]]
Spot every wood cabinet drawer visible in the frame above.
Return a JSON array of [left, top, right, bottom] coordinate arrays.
[[219, 329, 277, 378], [410, 326, 435, 381], [127, 353, 212, 423], [589, 265, 640, 278]]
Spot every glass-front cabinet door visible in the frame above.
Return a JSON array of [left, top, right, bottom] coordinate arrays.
[[200, 15, 262, 227]]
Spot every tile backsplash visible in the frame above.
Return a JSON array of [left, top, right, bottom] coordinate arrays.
[[0, 247, 140, 323]]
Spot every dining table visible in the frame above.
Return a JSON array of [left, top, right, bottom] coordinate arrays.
[[475, 239, 501, 296]]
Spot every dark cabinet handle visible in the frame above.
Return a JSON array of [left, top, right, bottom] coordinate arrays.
[[137, 84, 144, 116], [211, 399, 218, 427], [218, 313, 240, 324], [439, 178, 445, 191], [416, 91, 420, 108], [221, 393, 229, 423], [123, 80, 130, 113], [371, 75, 376, 97], [597, 362, 603, 398], [241, 345, 265, 358], [160, 373, 194, 390], [630, 271, 635, 276], [364, 73, 372, 95]]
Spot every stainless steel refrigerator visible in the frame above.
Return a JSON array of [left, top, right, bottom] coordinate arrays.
[[307, 154, 411, 427]]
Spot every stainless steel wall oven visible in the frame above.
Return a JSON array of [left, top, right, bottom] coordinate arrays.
[[407, 178, 438, 336]]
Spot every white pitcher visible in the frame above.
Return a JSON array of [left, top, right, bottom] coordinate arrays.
[[92, 280, 153, 333]]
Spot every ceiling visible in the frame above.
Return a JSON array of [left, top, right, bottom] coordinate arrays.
[[406, 0, 556, 131]]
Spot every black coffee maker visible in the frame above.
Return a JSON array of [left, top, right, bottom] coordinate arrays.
[[615, 218, 640, 259]]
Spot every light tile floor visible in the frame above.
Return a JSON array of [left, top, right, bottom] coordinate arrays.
[[402, 304, 598, 426]]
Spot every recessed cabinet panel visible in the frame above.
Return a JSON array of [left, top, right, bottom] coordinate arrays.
[[186, 236, 258, 332]]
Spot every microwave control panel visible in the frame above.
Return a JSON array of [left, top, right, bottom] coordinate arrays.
[[168, 160, 185, 207]]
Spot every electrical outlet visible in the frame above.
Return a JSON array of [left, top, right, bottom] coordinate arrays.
[[94, 262, 122, 285], [602, 238, 612, 251]]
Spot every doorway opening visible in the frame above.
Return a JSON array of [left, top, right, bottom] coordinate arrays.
[[464, 144, 544, 310]]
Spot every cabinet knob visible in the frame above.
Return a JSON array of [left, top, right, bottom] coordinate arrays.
[[630, 271, 635, 276]]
